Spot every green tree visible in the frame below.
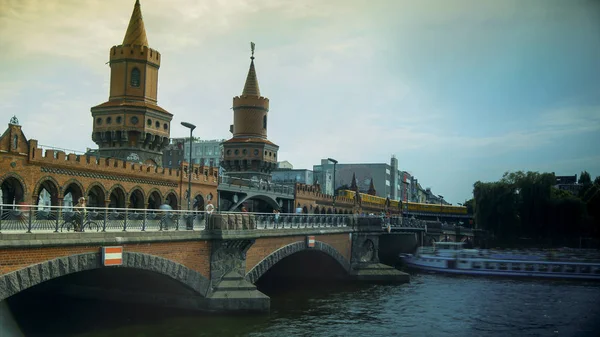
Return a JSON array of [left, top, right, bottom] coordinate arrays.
[[463, 198, 475, 215], [594, 176, 600, 186], [579, 171, 592, 185]]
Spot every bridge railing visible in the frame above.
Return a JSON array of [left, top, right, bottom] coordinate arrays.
[[211, 212, 355, 230], [0, 204, 363, 233], [219, 176, 295, 195], [0, 203, 210, 233]]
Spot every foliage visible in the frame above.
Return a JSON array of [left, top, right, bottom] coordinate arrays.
[[578, 171, 592, 185], [473, 170, 598, 246], [463, 198, 474, 215]]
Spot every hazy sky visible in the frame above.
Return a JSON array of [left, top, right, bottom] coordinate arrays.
[[1, 0, 599, 204]]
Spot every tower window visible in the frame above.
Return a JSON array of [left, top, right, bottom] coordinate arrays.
[[96, 118, 102, 125], [116, 116, 122, 124], [147, 119, 152, 126], [155, 121, 160, 128], [106, 117, 112, 124], [263, 115, 267, 129], [130, 68, 141, 87], [163, 123, 168, 130]]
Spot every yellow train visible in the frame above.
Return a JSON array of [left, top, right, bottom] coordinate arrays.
[[337, 189, 468, 216]]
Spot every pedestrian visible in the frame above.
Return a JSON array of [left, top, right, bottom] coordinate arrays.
[[74, 197, 87, 232]]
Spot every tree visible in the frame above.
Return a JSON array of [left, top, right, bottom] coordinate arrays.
[[594, 176, 600, 186], [579, 171, 592, 185], [463, 198, 474, 215]]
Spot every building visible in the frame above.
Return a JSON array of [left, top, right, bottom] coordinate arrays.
[[277, 161, 293, 169], [162, 138, 185, 169], [554, 174, 582, 195], [89, 1, 172, 166], [220, 46, 279, 182], [271, 169, 314, 186], [313, 156, 406, 200], [0, 1, 218, 211]]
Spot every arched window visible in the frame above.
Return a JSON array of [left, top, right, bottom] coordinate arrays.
[[263, 115, 267, 129], [130, 68, 141, 87]]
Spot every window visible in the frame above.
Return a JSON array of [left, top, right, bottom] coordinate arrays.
[[163, 123, 168, 130], [106, 117, 112, 124], [131, 116, 139, 124], [96, 118, 102, 125], [263, 115, 267, 129], [116, 116, 122, 124], [386, 180, 390, 186], [147, 119, 152, 126], [155, 121, 160, 128], [130, 68, 141, 87], [254, 149, 259, 156], [386, 169, 390, 175]]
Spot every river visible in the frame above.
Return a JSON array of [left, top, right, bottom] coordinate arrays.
[[8, 273, 600, 337]]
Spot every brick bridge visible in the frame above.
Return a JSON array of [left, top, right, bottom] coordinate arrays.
[[0, 207, 408, 312]]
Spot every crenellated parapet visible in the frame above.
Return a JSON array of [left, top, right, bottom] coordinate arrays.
[[24, 139, 218, 185], [110, 45, 161, 66], [232, 95, 269, 111]]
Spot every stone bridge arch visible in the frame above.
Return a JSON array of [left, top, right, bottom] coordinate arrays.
[[228, 193, 280, 212], [0, 252, 210, 301], [245, 241, 351, 284]]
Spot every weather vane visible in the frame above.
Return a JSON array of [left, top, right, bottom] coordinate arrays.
[[250, 42, 255, 60]]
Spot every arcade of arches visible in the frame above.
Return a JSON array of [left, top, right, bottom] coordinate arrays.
[[0, 173, 212, 211]]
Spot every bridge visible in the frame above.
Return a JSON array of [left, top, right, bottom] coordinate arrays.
[[0, 204, 410, 312]]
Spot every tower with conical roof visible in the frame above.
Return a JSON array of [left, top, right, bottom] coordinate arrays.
[[221, 43, 279, 181], [368, 178, 377, 196], [90, 0, 171, 166]]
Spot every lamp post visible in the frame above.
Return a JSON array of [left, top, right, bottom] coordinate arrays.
[[181, 122, 196, 211], [438, 194, 444, 222], [327, 158, 338, 212]]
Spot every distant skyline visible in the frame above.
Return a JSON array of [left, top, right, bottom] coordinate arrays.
[[1, 0, 599, 204]]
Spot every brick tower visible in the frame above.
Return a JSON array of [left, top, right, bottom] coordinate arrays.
[[221, 43, 279, 181], [90, 0, 172, 166]]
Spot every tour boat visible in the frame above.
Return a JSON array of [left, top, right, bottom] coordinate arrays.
[[400, 242, 600, 281]]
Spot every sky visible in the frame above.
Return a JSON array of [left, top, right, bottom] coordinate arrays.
[[1, 0, 599, 204]]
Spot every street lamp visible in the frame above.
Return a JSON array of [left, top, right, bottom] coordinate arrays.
[[438, 194, 444, 221], [327, 158, 338, 212], [181, 122, 196, 211]]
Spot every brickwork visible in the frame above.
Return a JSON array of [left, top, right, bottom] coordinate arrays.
[[245, 235, 304, 273], [245, 233, 351, 274], [0, 124, 217, 208], [295, 183, 355, 214], [0, 241, 211, 279], [316, 233, 352, 262]]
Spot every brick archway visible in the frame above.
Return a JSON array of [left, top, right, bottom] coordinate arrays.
[[245, 241, 351, 284], [0, 252, 210, 301]]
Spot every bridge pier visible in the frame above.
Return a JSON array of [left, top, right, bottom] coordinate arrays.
[[348, 218, 410, 283]]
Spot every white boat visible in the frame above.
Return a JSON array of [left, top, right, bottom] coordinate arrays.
[[400, 242, 600, 281]]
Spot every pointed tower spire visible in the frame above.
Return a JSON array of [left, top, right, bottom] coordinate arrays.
[[368, 178, 377, 196], [242, 42, 260, 96], [123, 0, 149, 47], [350, 173, 358, 190]]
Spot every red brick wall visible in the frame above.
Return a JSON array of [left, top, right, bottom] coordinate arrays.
[[246, 236, 304, 273], [317, 233, 351, 262], [0, 241, 212, 279]]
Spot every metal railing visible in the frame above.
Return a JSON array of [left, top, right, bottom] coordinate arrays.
[[214, 211, 354, 230], [0, 204, 208, 233], [0, 204, 358, 233], [219, 176, 295, 195]]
